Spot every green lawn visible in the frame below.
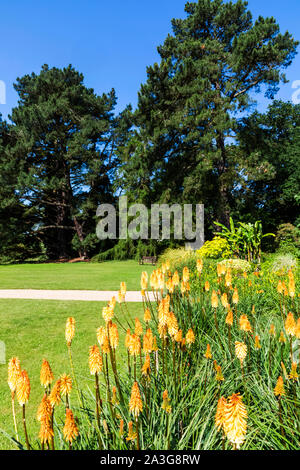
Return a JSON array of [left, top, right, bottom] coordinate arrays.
[[0, 299, 143, 450], [0, 261, 155, 291]]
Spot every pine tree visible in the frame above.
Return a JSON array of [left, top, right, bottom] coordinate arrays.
[[120, 0, 298, 228], [9, 65, 131, 259]]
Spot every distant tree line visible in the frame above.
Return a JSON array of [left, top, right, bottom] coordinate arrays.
[[0, 0, 299, 262]]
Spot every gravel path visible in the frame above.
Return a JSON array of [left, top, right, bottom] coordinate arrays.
[[0, 289, 155, 302]]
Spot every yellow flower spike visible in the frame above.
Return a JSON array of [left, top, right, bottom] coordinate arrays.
[[89, 345, 103, 375], [152, 336, 159, 352], [221, 293, 229, 309], [143, 328, 153, 354], [49, 379, 61, 407], [196, 259, 203, 274], [174, 329, 183, 343], [144, 308, 151, 323], [232, 287, 239, 305], [225, 269, 232, 287], [102, 305, 114, 323], [128, 334, 141, 356], [204, 280, 210, 292], [167, 312, 179, 338], [204, 343, 212, 359], [243, 271, 248, 279], [225, 310, 233, 326], [117, 290, 125, 304], [285, 312, 296, 337], [97, 326, 106, 347], [161, 390, 172, 413], [40, 359, 54, 388], [37, 393, 52, 423], [172, 271, 180, 286], [101, 335, 110, 354], [60, 374, 72, 397], [8, 357, 21, 393], [129, 382, 143, 417], [239, 315, 252, 332], [277, 280, 284, 294], [141, 354, 151, 376], [63, 408, 79, 444], [120, 282, 126, 296], [65, 317, 75, 347], [235, 341, 247, 366], [288, 270, 295, 298], [140, 271, 148, 291], [215, 396, 227, 431], [274, 376, 285, 397], [223, 393, 247, 449], [16, 370, 30, 406], [109, 323, 119, 349], [182, 266, 190, 283], [211, 290, 219, 309], [134, 318, 143, 337], [186, 328, 195, 345]]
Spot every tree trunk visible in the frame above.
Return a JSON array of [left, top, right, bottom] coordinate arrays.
[[216, 131, 230, 228]]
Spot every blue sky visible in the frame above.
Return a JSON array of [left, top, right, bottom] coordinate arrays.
[[0, 0, 299, 120]]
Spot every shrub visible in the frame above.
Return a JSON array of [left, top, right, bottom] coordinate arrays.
[[275, 223, 300, 257], [218, 258, 251, 274], [196, 237, 231, 259]]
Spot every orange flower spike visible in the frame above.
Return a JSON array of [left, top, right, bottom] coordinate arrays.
[[89, 345, 103, 375], [285, 312, 296, 336], [40, 359, 54, 388], [296, 318, 300, 339], [109, 323, 119, 349], [128, 334, 141, 356], [141, 354, 151, 376], [129, 382, 143, 417], [60, 374, 72, 396], [289, 362, 299, 381], [172, 271, 180, 286], [39, 418, 54, 445], [215, 396, 227, 431], [102, 305, 114, 323], [144, 308, 151, 323], [126, 421, 137, 441], [204, 343, 212, 359], [96, 326, 106, 347], [232, 287, 239, 305], [277, 280, 283, 294], [186, 328, 195, 345], [211, 290, 219, 309], [16, 370, 31, 406], [182, 266, 190, 283], [134, 318, 143, 337], [274, 376, 285, 397], [239, 315, 252, 332], [65, 317, 75, 347], [125, 328, 131, 349], [37, 393, 52, 423], [204, 280, 210, 292], [8, 357, 21, 393], [225, 310, 233, 326], [140, 271, 148, 291], [120, 282, 126, 296], [225, 269, 232, 287], [196, 259, 203, 274], [49, 379, 61, 407], [221, 293, 229, 309], [119, 419, 124, 437], [63, 408, 79, 443], [224, 393, 247, 449], [254, 335, 261, 349], [288, 270, 295, 298]]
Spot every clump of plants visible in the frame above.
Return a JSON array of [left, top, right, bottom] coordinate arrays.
[[4, 261, 299, 450]]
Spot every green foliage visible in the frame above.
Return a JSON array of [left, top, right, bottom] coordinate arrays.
[[275, 223, 300, 257], [158, 247, 197, 269], [215, 218, 275, 262], [218, 258, 251, 274], [197, 237, 231, 259]]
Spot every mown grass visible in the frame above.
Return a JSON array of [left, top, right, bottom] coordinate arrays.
[[0, 299, 143, 450], [0, 261, 154, 291]]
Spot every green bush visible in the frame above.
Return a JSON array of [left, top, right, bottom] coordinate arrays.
[[196, 237, 232, 259]]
